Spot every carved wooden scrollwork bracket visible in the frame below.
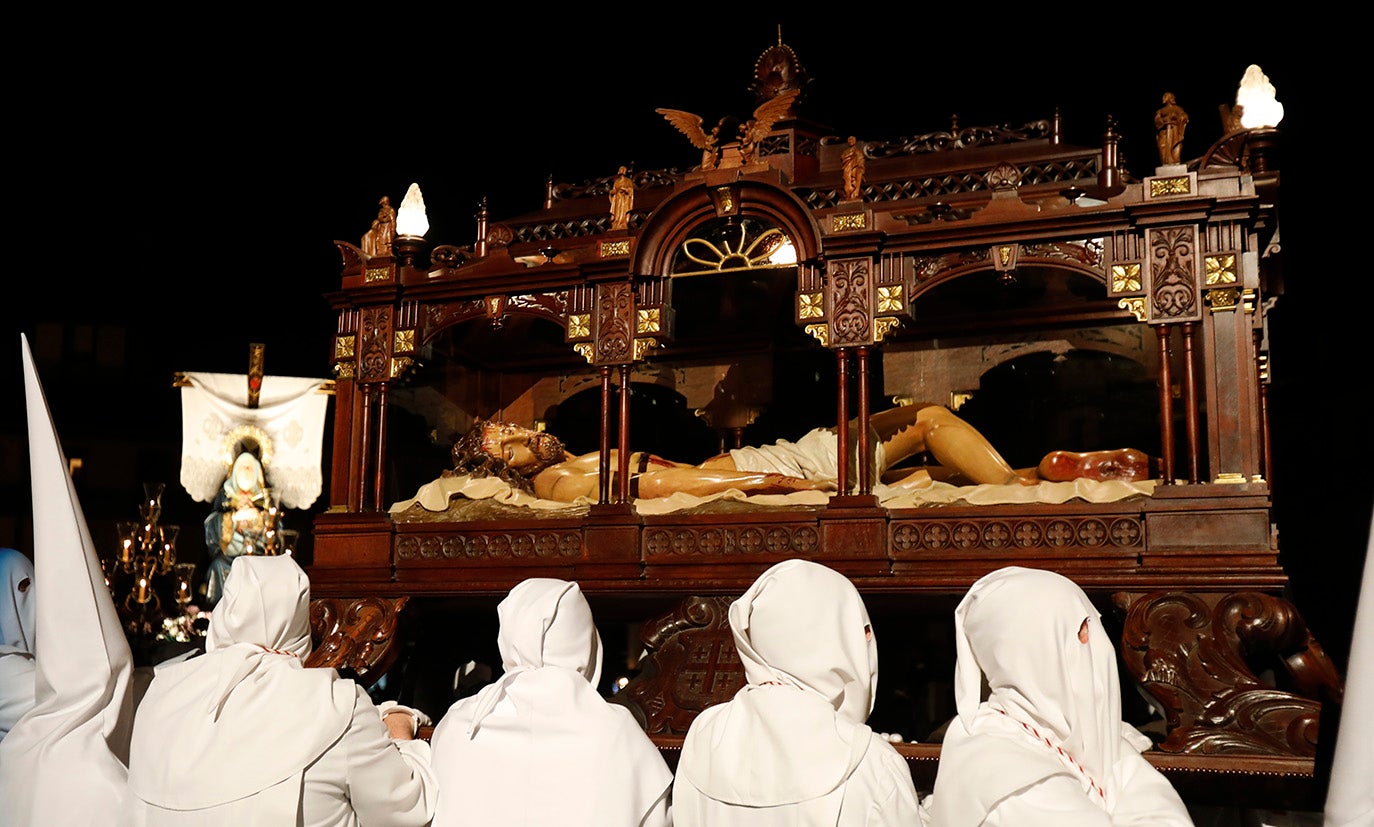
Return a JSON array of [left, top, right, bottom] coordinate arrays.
[[305, 596, 410, 685], [610, 595, 745, 735], [1114, 590, 1342, 757]]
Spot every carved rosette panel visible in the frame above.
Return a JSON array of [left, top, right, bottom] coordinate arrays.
[[828, 258, 872, 346], [1118, 590, 1323, 757], [395, 530, 582, 561], [358, 305, 394, 383], [594, 282, 635, 365], [889, 515, 1142, 553], [1145, 226, 1202, 323], [643, 524, 820, 558], [305, 596, 409, 683], [609, 596, 745, 735]]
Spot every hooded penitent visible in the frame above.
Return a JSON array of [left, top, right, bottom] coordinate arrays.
[[673, 559, 925, 825], [428, 578, 673, 827], [127, 553, 355, 818], [0, 334, 138, 826], [928, 566, 1192, 826], [0, 547, 37, 742]]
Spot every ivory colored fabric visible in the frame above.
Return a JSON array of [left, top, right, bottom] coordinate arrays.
[[179, 371, 329, 509], [1324, 514, 1374, 827], [127, 555, 438, 826], [429, 578, 673, 827], [673, 559, 925, 826], [0, 335, 138, 826], [928, 566, 1192, 826]]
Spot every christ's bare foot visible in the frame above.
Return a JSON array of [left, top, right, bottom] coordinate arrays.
[[1037, 448, 1151, 482]]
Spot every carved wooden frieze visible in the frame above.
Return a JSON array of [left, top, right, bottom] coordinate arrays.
[[1117, 590, 1329, 757], [609, 596, 744, 735], [1145, 225, 1202, 324], [305, 596, 409, 684], [889, 515, 1143, 553], [358, 305, 393, 383], [395, 530, 582, 561], [643, 524, 820, 558], [828, 257, 872, 346], [594, 282, 635, 365]]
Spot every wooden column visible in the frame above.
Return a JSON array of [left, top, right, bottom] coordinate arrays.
[[855, 345, 872, 495], [1180, 323, 1201, 484], [617, 363, 632, 503], [1155, 325, 1176, 484], [835, 349, 850, 494]]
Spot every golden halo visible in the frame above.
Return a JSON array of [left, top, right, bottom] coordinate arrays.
[[220, 425, 274, 469]]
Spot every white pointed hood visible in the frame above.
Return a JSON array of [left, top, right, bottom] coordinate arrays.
[[0, 334, 136, 825]]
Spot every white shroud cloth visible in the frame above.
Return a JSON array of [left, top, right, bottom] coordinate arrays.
[[673, 559, 925, 826], [0, 334, 138, 826], [128, 554, 438, 826], [179, 371, 329, 509], [429, 578, 673, 827], [928, 566, 1193, 826]]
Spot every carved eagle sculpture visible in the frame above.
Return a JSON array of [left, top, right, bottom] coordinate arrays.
[[657, 88, 800, 170]]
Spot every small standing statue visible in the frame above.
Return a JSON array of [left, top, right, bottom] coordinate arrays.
[[201, 449, 279, 608], [841, 136, 866, 201], [361, 195, 397, 257], [1154, 92, 1188, 167], [609, 166, 634, 231]]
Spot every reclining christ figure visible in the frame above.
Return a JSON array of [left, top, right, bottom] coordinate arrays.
[[450, 404, 1150, 503]]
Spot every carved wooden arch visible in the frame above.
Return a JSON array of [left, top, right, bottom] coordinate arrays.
[[418, 292, 572, 349], [631, 178, 825, 277], [906, 238, 1110, 305]]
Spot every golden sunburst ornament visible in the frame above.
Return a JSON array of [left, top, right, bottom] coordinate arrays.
[[220, 425, 274, 469]]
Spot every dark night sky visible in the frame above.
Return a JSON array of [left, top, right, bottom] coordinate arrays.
[[6, 19, 1365, 663]]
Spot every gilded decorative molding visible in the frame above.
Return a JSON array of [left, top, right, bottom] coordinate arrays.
[[485, 296, 506, 320], [568, 313, 591, 338], [804, 323, 829, 346], [334, 335, 355, 360], [1206, 286, 1242, 312], [633, 337, 657, 360], [389, 356, 413, 379], [1148, 175, 1193, 198], [1112, 263, 1142, 293], [333, 362, 355, 379], [798, 292, 824, 319], [1205, 255, 1238, 285], [364, 266, 390, 283], [993, 244, 1017, 270], [636, 308, 661, 334], [832, 213, 867, 231], [876, 286, 903, 313], [392, 329, 415, 355], [1118, 297, 1147, 321], [873, 317, 901, 342], [573, 343, 594, 363], [599, 239, 631, 257]]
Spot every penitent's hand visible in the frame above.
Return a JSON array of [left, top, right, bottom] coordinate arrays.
[[383, 711, 414, 740]]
